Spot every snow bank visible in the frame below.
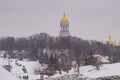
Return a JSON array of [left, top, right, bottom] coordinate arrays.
[[1, 57, 120, 80], [80, 63, 120, 78], [0, 66, 19, 80], [48, 63, 120, 79]]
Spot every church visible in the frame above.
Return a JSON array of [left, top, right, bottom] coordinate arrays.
[[102, 35, 120, 46], [59, 13, 120, 46], [59, 13, 70, 37]]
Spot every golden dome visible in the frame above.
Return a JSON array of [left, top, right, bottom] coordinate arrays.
[[61, 12, 68, 22]]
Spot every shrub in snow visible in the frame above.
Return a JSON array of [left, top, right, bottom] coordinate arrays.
[[22, 66, 27, 73]]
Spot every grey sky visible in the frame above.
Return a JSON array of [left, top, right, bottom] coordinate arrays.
[[0, 0, 120, 41]]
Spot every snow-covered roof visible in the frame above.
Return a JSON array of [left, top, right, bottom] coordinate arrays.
[[93, 54, 110, 63], [0, 51, 6, 57]]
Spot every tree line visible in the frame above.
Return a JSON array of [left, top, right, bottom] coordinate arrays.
[[0, 32, 120, 74]]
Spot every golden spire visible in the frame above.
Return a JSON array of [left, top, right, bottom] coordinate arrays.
[[61, 12, 68, 22], [63, 12, 66, 17]]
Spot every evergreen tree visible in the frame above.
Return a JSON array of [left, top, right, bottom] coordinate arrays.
[[49, 54, 54, 65], [39, 50, 44, 64], [30, 47, 38, 60], [44, 51, 49, 64]]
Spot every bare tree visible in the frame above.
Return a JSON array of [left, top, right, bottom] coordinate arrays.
[[89, 53, 101, 70]]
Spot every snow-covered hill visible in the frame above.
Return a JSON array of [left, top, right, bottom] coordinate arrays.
[[0, 66, 19, 80], [48, 62, 120, 80], [0, 57, 120, 80], [80, 63, 120, 78]]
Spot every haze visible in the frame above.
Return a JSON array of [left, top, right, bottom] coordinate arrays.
[[0, 0, 120, 41]]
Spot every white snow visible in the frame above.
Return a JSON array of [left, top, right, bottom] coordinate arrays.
[[0, 66, 19, 80], [80, 63, 120, 78], [0, 51, 6, 57], [47, 63, 120, 79], [93, 54, 110, 63], [10, 59, 47, 80], [0, 56, 120, 80], [0, 58, 47, 80]]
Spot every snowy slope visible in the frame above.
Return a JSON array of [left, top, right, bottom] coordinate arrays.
[[80, 63, 120, 78], [0, 58, 46, 80], [49, 63, 120, 79], [0, 66, 19, 80], [10, 59, 47, 80], [1, 57, 120, 80], [0, 58, 9, 66]]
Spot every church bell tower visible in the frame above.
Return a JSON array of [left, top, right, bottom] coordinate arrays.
[[59, 13, 70, 37]]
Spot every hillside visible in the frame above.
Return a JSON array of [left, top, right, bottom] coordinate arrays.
[[0, 66, 19, 80], [47, 62, 120, 80], [1, 57, 120, 80]]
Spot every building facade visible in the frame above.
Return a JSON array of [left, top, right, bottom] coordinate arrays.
[[59, 13, 70, 37]]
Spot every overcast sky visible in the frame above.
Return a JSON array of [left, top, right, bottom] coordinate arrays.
[[0, 0, 120, 41]]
